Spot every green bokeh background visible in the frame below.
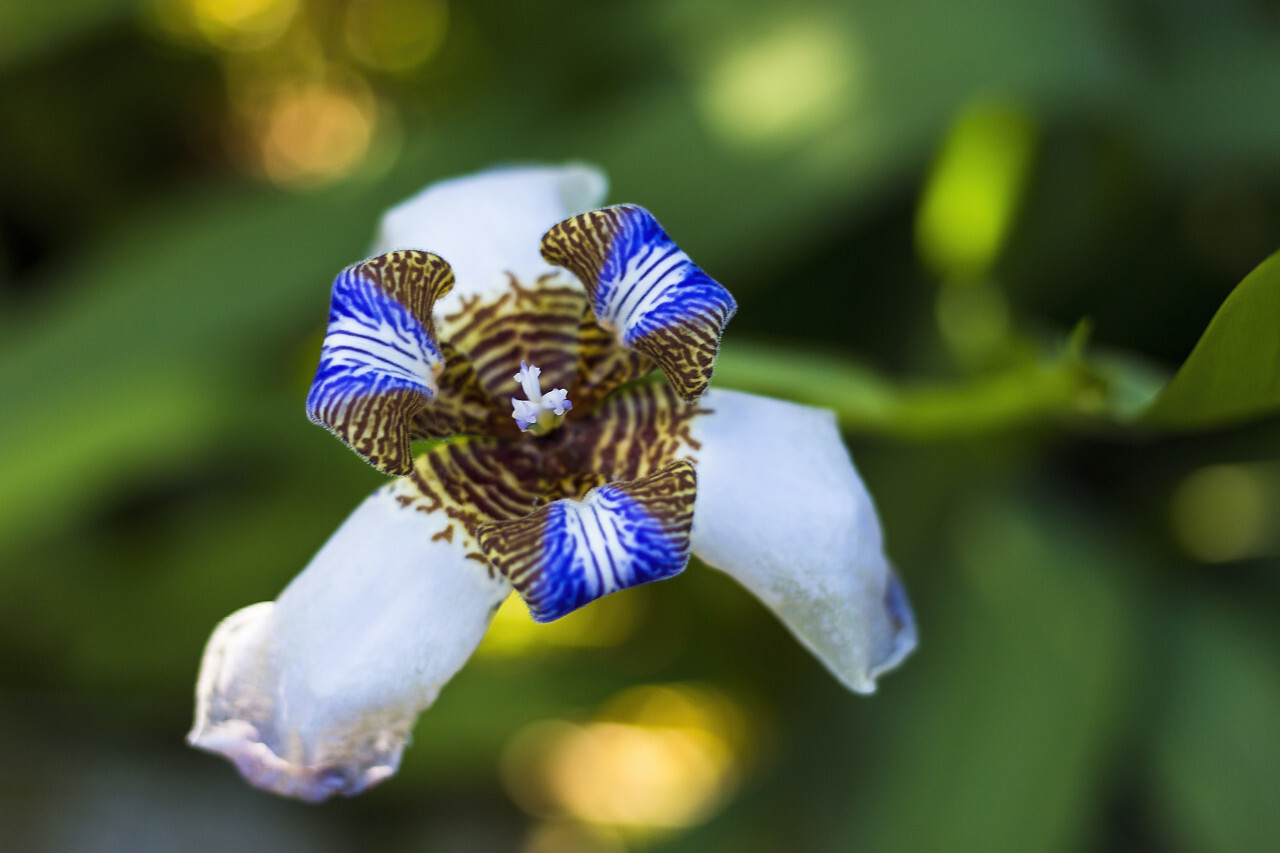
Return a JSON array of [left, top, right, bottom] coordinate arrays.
[[2, 1, 1280, 850]]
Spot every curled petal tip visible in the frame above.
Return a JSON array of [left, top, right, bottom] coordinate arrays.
[[372, 164, 609, 320], [188, 601, 408, 802], [688, 389, 917, 694], [869, 570, 918, 681], [307, 251, 454, 474], [187, 722, 400, 803], [188, 485, 509, 801], [541, 205, 735, 400]]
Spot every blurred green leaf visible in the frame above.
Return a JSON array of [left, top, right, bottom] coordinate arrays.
[[847, 493, 1139, 853], [716, 338, 1100, 437], [1149, 594, 1280, 853], [0, 0, 138, 70], [916, 101, 1037, 280], [1087, 348, 1169, 423], [0, 184, 384, 557], [1142, 250, 1280, 429]]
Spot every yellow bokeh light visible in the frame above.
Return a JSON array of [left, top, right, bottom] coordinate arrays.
[[477, 589, 642, 658], [699, 19, 861, 148], [502, 684, 749, 834], [345, 0, 449, 73], [185, 0, 299, 51], [598, 683, 749, 748], [256, 82, 377, 187], [916, 101, 1037, 280], [547, 723, 732, 829], [1172, 463, 1280, 562]]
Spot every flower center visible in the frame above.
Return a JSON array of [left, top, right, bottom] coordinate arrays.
[[510, 360, 573, 436]]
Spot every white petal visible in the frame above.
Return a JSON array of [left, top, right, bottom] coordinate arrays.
[[689, 389, 917, 694], [188, 481, 508, 801], [373, 163, 608, 323]]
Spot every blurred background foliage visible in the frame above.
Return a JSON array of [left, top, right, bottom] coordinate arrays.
[[2, 0, 1280, 850]]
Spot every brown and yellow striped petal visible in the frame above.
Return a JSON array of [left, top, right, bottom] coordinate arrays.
[[439, 275, 585, 406], [412, 342, 511, 440], [570, 313, 656, 410], [404, 436, 548, 550], [543, 381, 709, 485]]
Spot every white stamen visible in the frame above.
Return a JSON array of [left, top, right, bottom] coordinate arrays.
[[511, 399, 542, 431], [510, 360, 573, 434], [515, 361, 543, 401], [541, 388, 571, 416]]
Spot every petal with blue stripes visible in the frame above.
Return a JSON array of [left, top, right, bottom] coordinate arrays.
[[541, 205, 736, 401], [476, 459, 698, 622], [306, 251, 454, 474]]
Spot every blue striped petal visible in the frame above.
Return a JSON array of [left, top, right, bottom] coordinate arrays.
[[477, 460, 697, 622], [306, 251, 454, 474], [541, 205, 736, 400]]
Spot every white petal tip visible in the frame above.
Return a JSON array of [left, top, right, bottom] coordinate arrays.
[[553, 162, 609, 214], [868, 570, 918, 681], [839, 568, 921, 686], [187, 722, 401, 803], [189, 600, 410, 802]]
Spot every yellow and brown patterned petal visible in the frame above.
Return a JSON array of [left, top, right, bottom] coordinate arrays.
[[404, 435, 546, 550], [543, 381, 710, 484], [306, 250, 456, 474], [569, 312, 656, 410], [475, 460, 698, 622], [411, 341, 511, 440], [541, 205, 736, 401], [441, 275, 586, 407]]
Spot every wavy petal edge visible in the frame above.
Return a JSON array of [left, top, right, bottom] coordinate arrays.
[[306, 250, 455, 474], [477, 459, 697, 622], [188, 602, 404, 802], [541, 204, 736, 400]]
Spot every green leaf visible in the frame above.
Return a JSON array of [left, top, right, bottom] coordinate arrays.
[[0, 183, 383, 555], [1142, 250, 1280, 429], [0, 0, 138, 71], [847, 494, 1139, 853], [1149, 594, 1280, 853], [714, 338, 1100, 438]]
